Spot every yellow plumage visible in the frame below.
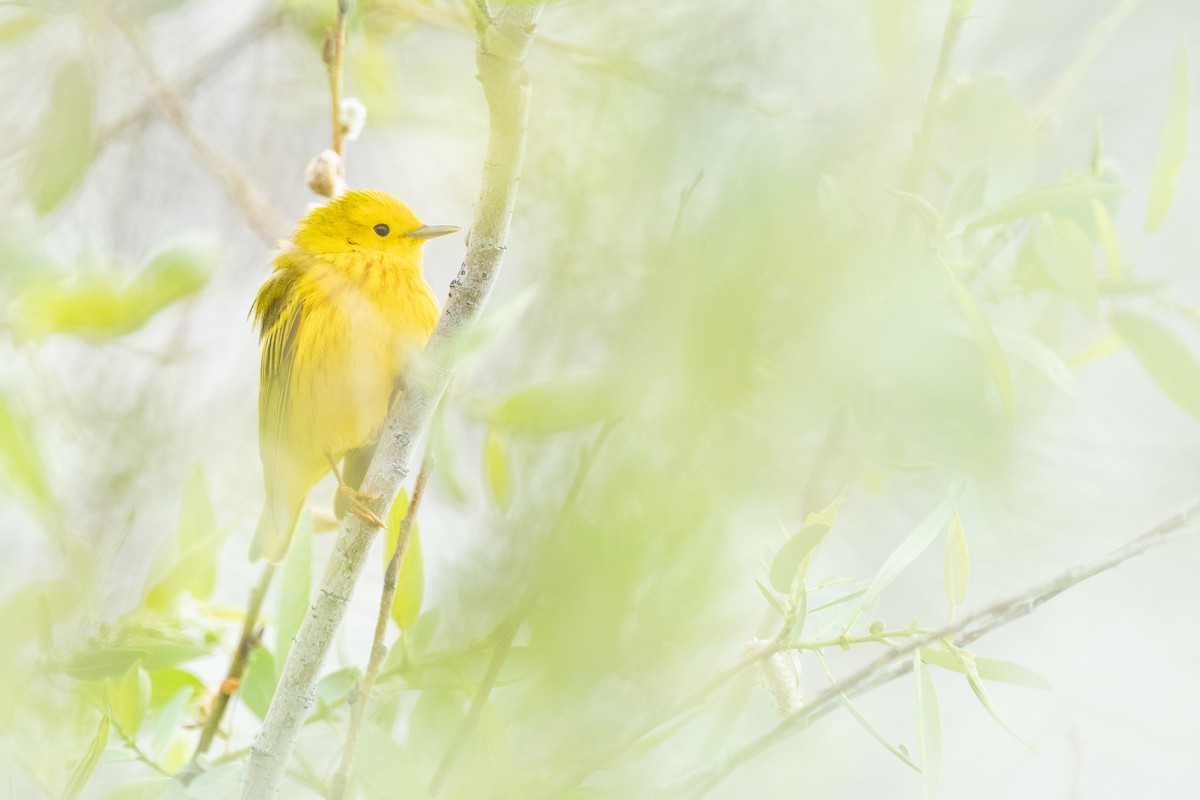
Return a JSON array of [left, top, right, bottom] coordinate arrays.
[[250, 190, 457, 563]]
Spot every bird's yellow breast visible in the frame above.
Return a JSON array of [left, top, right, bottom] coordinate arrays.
[[284, 251, 439, 461]]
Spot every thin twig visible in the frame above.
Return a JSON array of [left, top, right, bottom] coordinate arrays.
[[112, 15, 291, 244], [902, 0, 971, 193], [661, 497, 1200, 798], [330, 455, 433, 800], [325, 0, 352, 164], [238, 5, 546, 797], [194, 562, 277, 758], [429, 420, 615, 795]]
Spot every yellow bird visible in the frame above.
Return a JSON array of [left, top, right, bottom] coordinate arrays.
[[250, 190, 458, 563]]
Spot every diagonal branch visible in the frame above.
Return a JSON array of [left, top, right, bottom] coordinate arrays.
[[237, 4, 546, 797], [661, 497, 1200, 798], [114, 17, 291, 245]]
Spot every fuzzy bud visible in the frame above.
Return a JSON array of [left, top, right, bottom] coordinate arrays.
[[340, 97, 367, 142], [305, 148, 344, 198], [749, 639, 804, 717]]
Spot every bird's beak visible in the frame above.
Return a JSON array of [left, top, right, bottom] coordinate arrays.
[[406, 225, 461, 240]]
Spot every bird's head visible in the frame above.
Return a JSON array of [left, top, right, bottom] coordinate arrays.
[[292, 189, 460, 258]]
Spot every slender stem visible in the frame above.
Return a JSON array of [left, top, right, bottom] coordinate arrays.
[[194, 562, 277, 758], [902, 0, 970, 193], [662, 497, 1200, 798], [329, 455, 433, 800], [430, 421, 615, 795], [238, 6, 545, 797], [326, 0, 352, 164]]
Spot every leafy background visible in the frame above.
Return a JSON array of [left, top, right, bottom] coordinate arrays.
[[1, 0, 1199, 798]]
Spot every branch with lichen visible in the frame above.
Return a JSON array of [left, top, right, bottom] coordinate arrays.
[[329, 455, 432, 800], [238, 4, 546, 797]]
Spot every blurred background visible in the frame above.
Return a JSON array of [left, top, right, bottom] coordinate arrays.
[[2, 0, 1199, 798]]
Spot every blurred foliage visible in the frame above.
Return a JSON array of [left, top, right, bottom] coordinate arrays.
[[0, 0, 1198, 799]]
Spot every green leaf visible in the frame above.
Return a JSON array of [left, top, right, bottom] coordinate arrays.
[[240, 647, 277, 720], [1110, 311, 1200, 420], [755, 578, 788, 619], [144, 467, 232, 609], [0, 12, 45, 45], [952, 281, 1013, 420], [0, 393, 52, 514], [25, 59, 94, 213], [959, 181, 1122, 234], [943, 509, 969, 608], [1091, 199, 1124, 280], [945, 166, 988, 226], [839, 695, 921, 772], [858, 484, 964, 616], [483, 428, 513, 511], [489, 378, 618, 436], [385, 489, 424, 630], [151, 687, 193, 757], [1146, 46, 1191, 232], [951, 648, 1037, 752], [921, 648, 1051, 689], [107, 661, 151, 736], [768, 523, 831, 593], [992, 327, 1074, 395], [148, 668, 203, 709], [276, 512, 313, 670], [63, 715, 109, 800], [1032, 214, 1099, 319], [913, 653, 942, 800]]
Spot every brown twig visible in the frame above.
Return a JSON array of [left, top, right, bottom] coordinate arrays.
[[113, 15, 290, 244], [329, 455, 433, 800], [325, 0, 352, 164], [194, 562, 277, 758], [661, 497, 1200, 798], [429, 419, 615, 795]]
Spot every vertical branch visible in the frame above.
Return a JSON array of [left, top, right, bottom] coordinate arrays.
[[326, 0, 351, 163], [902, 0, 973, 193], [329, 456, 433, 800], [238, 4, 545, 797]]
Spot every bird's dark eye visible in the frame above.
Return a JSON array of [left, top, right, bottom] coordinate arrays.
[[373, 223, 390, 237]]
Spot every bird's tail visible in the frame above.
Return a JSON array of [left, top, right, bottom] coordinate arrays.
[[250, 500, 301, 564]]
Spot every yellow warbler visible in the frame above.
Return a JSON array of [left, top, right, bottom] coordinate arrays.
[[250, 190, 458, 563]]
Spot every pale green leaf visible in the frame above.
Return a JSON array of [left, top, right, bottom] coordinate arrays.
[[839, 695, 921, 772], [768, 523, 831, 593], [953, 649, 1038, 752], [385, 488, 424, 630], [943, 509, 969, 608], [0, 393, 52, 513], [858, 484, 964, 615], [1146, 46, 1191, 232], [276, 512, 313, 670], [920, 648, 1051, 689], [25, 60, 94, 213], [240, 647, 277, 720], [63, 715, 109, 800], [354, 722, 434, 800], [1091, 199, 1124, 280], [101, 778, 181, 800], [483, 428, 513, 511], [952, 282, 1013, 420], [913, 653, 941, 800], [959, 181, 1122, 234], [107, 661, 151, 736], [489, 377, 618, 436], [1032, 214, 1099, 319], [1110, 311, 1200, 420]]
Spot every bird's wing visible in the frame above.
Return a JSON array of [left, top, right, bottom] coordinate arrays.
[[251, 254, 307, 560]]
